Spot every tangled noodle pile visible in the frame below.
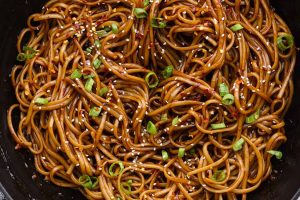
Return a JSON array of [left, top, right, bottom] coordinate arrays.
[[7, 0, 296, 199]]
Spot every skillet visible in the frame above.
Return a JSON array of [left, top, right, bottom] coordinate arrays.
[[0, 0, 299, 199]]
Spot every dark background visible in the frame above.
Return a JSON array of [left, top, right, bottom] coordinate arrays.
[[0, 0, 299, 199]]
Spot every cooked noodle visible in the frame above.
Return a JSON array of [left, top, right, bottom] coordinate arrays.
[[7, 0, 296, 199]]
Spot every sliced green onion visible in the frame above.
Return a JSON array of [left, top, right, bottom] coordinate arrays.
[[212, 170, 226, 182], [162, 65, 174, 79], [83, 74, 95, 79], [172, 116, 179, 126], [79, 175, 90, 187], [85, 78, 95, 92], [111, 23, 118, 34], [133, 8, 148, 19], [127, 179, 133, 185], [219, 83, 229, 97], [232, 138, 245, 152], [189, 148, 196, 155], [85, 47, 92, 54], [79, 175, 99, 190], [17, 46, 37, 61], [26, 53, 36, 59], [89, 107, 102, 117], [116, 196, 122, 200], [35, 97, 49, 105], [151, 18, 167, 28], [161, 150, 169, 161], [145, 72, 159, 88], [103, 26, 111, 32], [89, 177, 99, 189], [23, 46, 37, 53], [222, 93, 234, 105], [99, 87, 109, 97], [245, 109, 260, 124], [96, 30, 109, 38], [93, 58, 102, 69], [230, 23, 244, 32], [121, 182, 132, 195], [70, 69, 82, 79], [16, 53, 27, 61], [22, 46, 37, 59], [277, 33, 294, 51], [109, 161, 124, 177], [94, 40, 101, 48], [144, 0, 150, 7], [147, 121, 157, 135], [178, 148, 185, 158], [161, 113, 168, 121], [267, 150, 283, 159], [28, 53, 37, 59], [211, 123, 226, 130]]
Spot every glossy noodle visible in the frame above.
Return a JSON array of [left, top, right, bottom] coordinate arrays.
[[7, 0, 296, 199]]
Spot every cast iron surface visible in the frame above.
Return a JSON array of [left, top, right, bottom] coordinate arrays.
[[0, 0, 299, 199]]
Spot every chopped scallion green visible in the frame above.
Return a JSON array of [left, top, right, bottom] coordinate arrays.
[[85, 47, 92, 54], [151, 18, 167, 28], [79, 175, 99, 190], [178, 147, 185, 158], [211, 123, 226, 130], [267, 150, 283, 159], [161, 150, 169, 161], [219, 83, 229, 97], [172, 116, 179, 126], [85, 78, 94, 92], [277, 33, 294, 51], [162, 65, 173, 79], [70, 69, 82, 79], [143, 0, 150, 7], [212, 170, 226, 182], [83, 74, 95, 79], [94, 40, 101, 48], [147, 121, 157, 135], [99, 87, 109, 97], [230, 23, 244, 32], [133, 8, 147, 19], [145, 72, 159, 88], [16, 53, 26, 61], [96, 30, 109, 38], [23, 46, 37, 59], [232, 138, 245, 151], [93, 58, 101, 69], [222, 93, 234, 105], [127, 179, 133, 185], [23, 46, 37, 53], [89, 107, 102, 117], [35, 97, 49, 105], [103, 26, 111, 32], [109, 161, 124, 177], [17, 46, 37, 61], [245, 109, 260, 124], [111, 23, 118, 34], [121, 182, 132, 195], [26, 53, 36, 59]]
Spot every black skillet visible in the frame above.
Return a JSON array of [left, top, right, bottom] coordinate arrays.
[[0, 0, 299, 199]]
